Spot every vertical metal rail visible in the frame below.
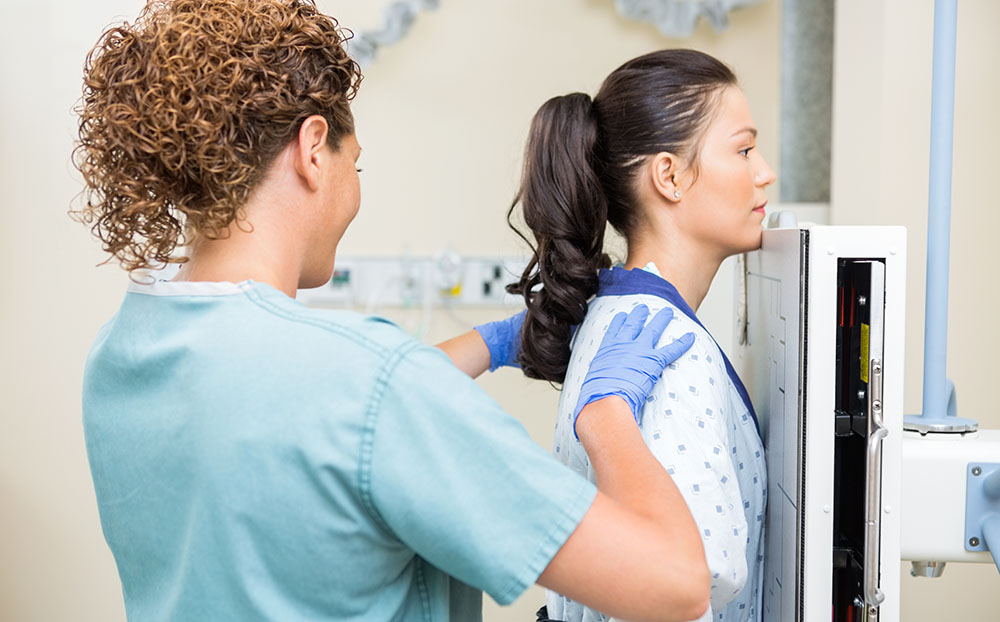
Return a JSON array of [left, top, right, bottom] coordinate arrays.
[[905, 0, 978, 433]]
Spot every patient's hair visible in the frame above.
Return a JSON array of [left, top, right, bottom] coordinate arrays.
[[73, 0, 362, 272], [507, 49, 737, 383]]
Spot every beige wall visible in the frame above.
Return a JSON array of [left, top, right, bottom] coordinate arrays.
[[832, 0, 1000, 620], [12, 0, 995, 620], [0, 1, 778, 619]]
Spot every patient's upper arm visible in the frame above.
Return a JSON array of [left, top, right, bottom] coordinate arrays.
[[640, 338, 750, 604]]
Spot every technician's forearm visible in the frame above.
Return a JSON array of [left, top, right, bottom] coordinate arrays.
[[435, 330, 491, 378], [577, 397, 707, 567]]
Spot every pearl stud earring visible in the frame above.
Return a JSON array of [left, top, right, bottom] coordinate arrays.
[[674, 191, 681, 198]]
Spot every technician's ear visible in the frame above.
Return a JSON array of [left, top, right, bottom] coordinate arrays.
[[294, 115, 330, 192], [648, 152, 685, 203]]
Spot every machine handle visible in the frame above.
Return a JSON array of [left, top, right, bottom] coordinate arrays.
[[864, 359, 887, 609]]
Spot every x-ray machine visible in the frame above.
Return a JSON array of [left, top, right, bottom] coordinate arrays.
[[740, 2, 1000, 620]]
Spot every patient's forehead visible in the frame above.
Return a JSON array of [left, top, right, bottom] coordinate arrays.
[[705, 88, 755, 140]]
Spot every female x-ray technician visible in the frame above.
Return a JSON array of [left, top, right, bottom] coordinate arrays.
[[73, 2, 711, 621]]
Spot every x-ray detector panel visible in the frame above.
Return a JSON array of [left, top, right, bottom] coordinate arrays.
[[737, 224, 905, 622]]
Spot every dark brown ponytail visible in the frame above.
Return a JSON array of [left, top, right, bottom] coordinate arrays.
[[508, 49, 738, 383], [506, 93, 611, 382]]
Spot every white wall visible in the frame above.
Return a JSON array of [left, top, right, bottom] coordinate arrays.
[[831, 0, 1000, 619], [1, 2, 138, 620]]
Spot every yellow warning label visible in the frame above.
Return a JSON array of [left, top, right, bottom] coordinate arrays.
[[860, 323, 870, 383]]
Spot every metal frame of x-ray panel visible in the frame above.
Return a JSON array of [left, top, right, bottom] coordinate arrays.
[[738, 223, 906, 622]]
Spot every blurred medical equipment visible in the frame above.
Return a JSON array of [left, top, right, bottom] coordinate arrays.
[[346, 0, 439, 67], [296, 252, 524, 339], [613, 0, 761, 38], [298, 251, 523, 309], [346, 0, 761, 68], [739, 2, 1000, 621]]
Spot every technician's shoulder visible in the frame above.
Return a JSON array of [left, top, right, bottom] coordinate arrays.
[[308, 307, 415, 354], [248, 288, 417, 358], [315, 311, 464, 390]]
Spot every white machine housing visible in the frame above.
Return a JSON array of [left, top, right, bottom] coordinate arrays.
[[901, 429, 1000, 564], [737, 224, 906, 622]]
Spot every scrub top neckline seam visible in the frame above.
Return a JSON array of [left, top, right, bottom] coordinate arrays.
[[126, 278, 256, 297]]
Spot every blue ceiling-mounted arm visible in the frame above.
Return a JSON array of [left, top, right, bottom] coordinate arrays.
[[903, 0, 978, 435]]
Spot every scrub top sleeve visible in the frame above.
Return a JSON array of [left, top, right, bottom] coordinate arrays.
[[365, 345, 597, 605]]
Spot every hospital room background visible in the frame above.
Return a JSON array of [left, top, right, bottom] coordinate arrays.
[[1, 0, 998, 619]]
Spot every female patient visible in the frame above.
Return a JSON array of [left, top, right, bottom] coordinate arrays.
[[509, 49, 776, 622]]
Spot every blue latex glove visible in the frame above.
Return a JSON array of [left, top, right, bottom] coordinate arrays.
[[573, 304, 695, 437], [474, 310, 526, 372]]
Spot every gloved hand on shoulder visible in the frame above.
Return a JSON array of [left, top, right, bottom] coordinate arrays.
[[573, 304, 695, 437]]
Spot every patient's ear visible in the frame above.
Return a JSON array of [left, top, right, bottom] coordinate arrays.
[[293, 115, 329, 192], [648, 152, 685, 204]]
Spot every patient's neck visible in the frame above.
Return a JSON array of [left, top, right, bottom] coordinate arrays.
[[624, 233, 723, 313]]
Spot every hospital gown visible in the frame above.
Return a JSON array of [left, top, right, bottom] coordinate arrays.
[[546, 265, 767, 622]]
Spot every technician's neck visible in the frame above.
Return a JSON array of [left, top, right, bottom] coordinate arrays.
[[173, 221, 303, 299], [625, 235, 723, 313]]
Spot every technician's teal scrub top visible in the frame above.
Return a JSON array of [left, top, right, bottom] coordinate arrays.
[[83, 279, 596, 621]]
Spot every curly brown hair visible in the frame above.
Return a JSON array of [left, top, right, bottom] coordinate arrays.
[[73, 0, 362, 272]]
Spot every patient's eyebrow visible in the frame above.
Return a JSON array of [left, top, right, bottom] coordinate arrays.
[[731, 127, 758, 139]]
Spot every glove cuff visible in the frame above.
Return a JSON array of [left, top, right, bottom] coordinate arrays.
[[572, 388, 640, 440]]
